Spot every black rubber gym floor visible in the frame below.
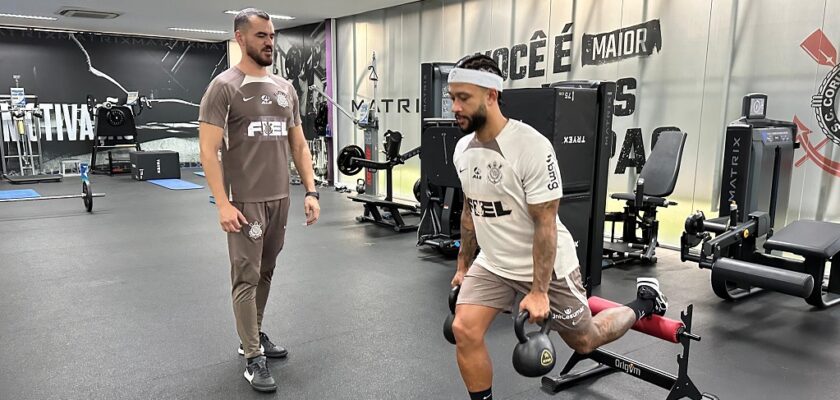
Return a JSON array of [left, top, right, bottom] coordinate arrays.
[[1, 171, 838, 400]]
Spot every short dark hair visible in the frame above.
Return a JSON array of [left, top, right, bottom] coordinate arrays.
[[455, 54, 505, 79], [454, 54, 505, 102], [234, 8, 270, 32]]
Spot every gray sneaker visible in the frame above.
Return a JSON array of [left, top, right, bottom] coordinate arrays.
[[238, 332, 288, 358], [637, 277, 668, 316], [244, 356, 276, 392]]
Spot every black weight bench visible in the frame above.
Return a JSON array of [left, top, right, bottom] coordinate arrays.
[[765, 220, 840, 307], [712, 219, 840, 308], [604, 130, 687, 265]]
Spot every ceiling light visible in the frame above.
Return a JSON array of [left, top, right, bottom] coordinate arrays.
[[0, 13, 58, 21], [168, 27, 228, 34], [224, 10, 295, 20]]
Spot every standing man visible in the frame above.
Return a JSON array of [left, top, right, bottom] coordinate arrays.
[[448, 54, 668, 400], [198, 8, 320, 393]]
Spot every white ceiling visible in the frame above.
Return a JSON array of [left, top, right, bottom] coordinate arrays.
[[0, 0, 417, 41]]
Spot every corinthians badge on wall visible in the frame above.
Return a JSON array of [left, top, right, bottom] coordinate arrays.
[[812, 64, 840, 146], [797, 29, 840, 177]]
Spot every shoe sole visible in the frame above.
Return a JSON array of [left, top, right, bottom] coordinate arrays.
[[251, 384, 277, 393], [266, 350, 288, 358]]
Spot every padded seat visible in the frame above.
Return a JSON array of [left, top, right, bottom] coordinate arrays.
[[764, 220, 840, 259], [611, 192, 668, 207]]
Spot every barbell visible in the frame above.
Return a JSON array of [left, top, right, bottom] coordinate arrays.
[[0, 165, 104, 212], [0, 182, 104, 212]]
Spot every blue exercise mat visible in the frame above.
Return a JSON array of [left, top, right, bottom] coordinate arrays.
[[194, 171, 205, 177], [0, 189, 41, 199], [148, 179, 204, 190]]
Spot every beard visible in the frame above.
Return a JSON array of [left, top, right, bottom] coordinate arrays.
[[247, 44, 273, 67], [456, 104, 488, 134]]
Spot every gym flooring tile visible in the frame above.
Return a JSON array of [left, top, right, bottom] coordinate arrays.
[[1, 171, 838, 399]]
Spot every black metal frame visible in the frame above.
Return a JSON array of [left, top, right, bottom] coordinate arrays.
[[682, 218, 840, 308], [680, 124, 840, 308], [89, 104, 141, 176], [416, 185, 462, 253], [603, 180, 670, 266], [541, 305, 718, 400], [416, 119, 466, 256], [346, 146, 422, 232]]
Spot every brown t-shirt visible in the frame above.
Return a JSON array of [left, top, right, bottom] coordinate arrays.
[[198, 67, 301, 202]]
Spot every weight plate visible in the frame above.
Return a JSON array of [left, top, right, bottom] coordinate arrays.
[[337, 145, 364, 176], [413, 178, 422, 202], [83, 181, 93, 212]]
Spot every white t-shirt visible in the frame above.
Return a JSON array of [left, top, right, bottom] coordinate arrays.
[[453, 119, 580, 282]]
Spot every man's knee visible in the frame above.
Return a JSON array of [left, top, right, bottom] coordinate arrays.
[[452, 315, 485, 347], [567, 335, 597, 354], [232, 282, 257, 303], [560, 323, 599, 354]]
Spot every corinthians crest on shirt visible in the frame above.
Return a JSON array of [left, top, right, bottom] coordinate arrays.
[[275, 90, 290, 108], [487, 161, 503, 184]]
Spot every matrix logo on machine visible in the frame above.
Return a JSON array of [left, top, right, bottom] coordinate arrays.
[[797, 29, 840, 177]]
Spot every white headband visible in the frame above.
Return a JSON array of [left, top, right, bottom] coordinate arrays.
[[448, 67, 504, 92]]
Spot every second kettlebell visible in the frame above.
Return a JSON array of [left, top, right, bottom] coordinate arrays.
[[443, 285, 460, 344], [511, 310, 556, 377]]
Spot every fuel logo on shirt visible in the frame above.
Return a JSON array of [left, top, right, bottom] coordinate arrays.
[[469, 199, 512, 218], [247, 121, 287, 137]]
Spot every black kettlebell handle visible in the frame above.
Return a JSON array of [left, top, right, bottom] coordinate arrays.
[[515, 311, 552, 344], [449, 285, 460, 314]]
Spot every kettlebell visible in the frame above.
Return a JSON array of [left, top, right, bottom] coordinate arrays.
[[512, 310, 556, 377], [443, 285, 460, 344], [356, 178, 366, 194]]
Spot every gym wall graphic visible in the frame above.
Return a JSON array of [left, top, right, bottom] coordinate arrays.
[[0, 28, 227, 171], [798, 29, 840, 178], [273, 22, 329, 141], [335, 0, 840, 246]]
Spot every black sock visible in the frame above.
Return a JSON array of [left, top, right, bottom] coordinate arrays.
[[625, 298, 655, 320], [246, 356, 259, 364], [469, 387, 492, 400]]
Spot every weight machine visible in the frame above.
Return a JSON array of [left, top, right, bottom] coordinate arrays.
[[312, 52, 422, 232], [87, 92, 150, 175], [0, 75, 63, 184]]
